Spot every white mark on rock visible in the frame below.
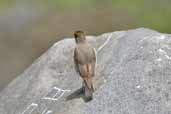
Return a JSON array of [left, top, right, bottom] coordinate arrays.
[[156, 58, 162, 62], [158, 48, 166, 54], [21, 87, 70, 114], [97, 33, 112, 52], [42, 110, 53, 114], [21, 103, 38, 114], [42, 87, 71, 101], [158, 48, 171, 60], [136, 85, 141, 89], [141, 36, 148, 42], [165, 55, 171, 60], [45, 110, 53, 114], [155, 35, 165, 40]]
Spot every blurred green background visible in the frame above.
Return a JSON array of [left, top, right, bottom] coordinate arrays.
[[0, 0, 170, 91]]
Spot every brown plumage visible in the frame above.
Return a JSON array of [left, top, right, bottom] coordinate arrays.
[[73, 31, 96, 101]]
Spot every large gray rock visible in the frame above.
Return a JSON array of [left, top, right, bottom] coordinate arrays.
[[0, 28, 171, 114]]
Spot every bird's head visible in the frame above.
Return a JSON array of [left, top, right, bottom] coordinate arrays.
[[74, 30, 86, 44]]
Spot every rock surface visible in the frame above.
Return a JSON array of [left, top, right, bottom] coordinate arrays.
[[0, 28, 171, 114]]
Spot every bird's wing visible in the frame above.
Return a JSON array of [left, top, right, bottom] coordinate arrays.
[[91, 48, 97, 77], [73, 48, 79, 73]]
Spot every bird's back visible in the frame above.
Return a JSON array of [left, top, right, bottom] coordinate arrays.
[[75, 43, 95, 65], [74, 42, 96, 78]]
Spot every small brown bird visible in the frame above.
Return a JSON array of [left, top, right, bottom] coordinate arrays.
[[73, 31, 96, 101]]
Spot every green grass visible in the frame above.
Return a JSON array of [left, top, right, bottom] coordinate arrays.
[[0, 0, 16, 10], [1, 0, 171, 32]]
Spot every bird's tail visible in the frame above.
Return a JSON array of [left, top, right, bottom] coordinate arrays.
[[83, 77, 94, 101]]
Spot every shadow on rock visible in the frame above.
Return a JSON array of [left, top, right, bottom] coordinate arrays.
[[66, 87, 92, 102]]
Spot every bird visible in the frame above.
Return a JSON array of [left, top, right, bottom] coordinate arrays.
[[73, 30, 97, 101]]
